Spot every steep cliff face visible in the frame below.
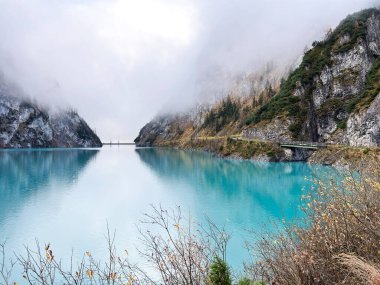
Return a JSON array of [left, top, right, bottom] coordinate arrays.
[[136, 8, 380, 153], [346, 93, 380, 146], [0, 80, 102, 148], [49, 110, 102, 148], [135, 116, 175, 147], [312, 12, 380, 144], [245, 8, 380, 147]]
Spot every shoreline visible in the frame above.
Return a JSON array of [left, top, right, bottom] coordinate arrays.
[[137, 138, 380, 169]]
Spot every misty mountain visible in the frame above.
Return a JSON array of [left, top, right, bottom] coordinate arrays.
[[0, 76, 102, 148], [135, 8, 380, 151]]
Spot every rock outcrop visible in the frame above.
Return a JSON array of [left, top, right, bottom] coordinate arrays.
[[312, 12, 380, 145], [135, 116, 178, 147], [245, 8, 380, 147], [0, 79, 102, 148], [346, 92, 380, 146]]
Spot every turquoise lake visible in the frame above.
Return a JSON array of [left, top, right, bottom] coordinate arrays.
[[0, 146, 334, 270]]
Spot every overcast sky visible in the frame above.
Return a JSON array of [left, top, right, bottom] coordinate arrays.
[[0, 0, 378, 141]]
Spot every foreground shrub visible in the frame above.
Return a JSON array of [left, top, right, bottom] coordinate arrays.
[[246, 161, 380, 285], [207, 256, 232, 285], [237, 277, 264, 285], [1, 161, 380, 285], [0, 206, 230, 285]]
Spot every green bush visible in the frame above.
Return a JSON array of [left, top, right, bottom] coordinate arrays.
[[204, 97, 240, 132], [288, 121, 303, 139], [237, 278, 265, 285], [207, 256, 232, 285], [266, 149, 275, 158], [347, 57, 380, 112], [337, 120, 347, 130]]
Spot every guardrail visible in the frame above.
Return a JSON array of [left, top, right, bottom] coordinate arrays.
[[102, 142, 135, 145], [279, 141, 326, 149]]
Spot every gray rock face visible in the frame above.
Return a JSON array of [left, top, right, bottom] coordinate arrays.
[[312, 42, 373, 142], [311, 12, 380, 145], [242, 118, 293, 142], [249, 10, 380, 147], [367, 13, 380, 56], [134, 115, 187, 147], [239, 10, 380, 148], [134, 118, 172, 147], [346, 92, 380, 146], [49, 111, 102, 148], [282, 148, 314, 162], [0, 81, 102, 148], [313, 43, 371, 109]]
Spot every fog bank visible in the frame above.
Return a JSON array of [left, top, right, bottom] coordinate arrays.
[[0, 0, 378, 140]]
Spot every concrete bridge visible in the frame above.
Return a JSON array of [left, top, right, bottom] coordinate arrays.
[[279, 141, 326, 150], [102, 142, 135, 145], [231, 137, 327, 150]]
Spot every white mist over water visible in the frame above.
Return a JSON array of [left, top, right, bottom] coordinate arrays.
[[0, 0, 378, 140]]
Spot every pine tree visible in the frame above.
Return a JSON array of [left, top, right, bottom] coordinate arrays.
[[207, 256, 232, 285]]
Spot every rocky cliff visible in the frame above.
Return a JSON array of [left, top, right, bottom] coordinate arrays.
[[0, 78, 102, 148], [244, 8, 380, 146], [135, 8, 380, 160]]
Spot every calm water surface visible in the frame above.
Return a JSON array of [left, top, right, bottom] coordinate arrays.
[[0, 146, 334, 269]]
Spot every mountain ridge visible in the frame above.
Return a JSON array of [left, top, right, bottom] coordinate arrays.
[[135, 8, 380, 163], [0, 76, 102, 148]]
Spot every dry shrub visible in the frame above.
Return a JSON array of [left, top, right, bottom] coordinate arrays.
[[0, 205, 229, 285], [247, 160, 380, 285], [137, 205, 230, 285], [334, 254, 380, 285]]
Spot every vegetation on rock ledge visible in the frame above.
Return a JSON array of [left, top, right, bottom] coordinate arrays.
[[203, 97, 240, 133], [245, 8, 380, 139]]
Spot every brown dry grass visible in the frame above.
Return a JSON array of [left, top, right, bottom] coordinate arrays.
[[309, 145, 380, 168], [335, 254, 380, 285], [247, 159, 380, 285]]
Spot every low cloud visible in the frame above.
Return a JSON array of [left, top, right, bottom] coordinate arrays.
[[0, 0, 378, 140]]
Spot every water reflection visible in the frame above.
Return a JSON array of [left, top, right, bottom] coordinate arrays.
[[136, 148, 317, 221], [0, 149, 99, 223], [0, 146, 335, 270]]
